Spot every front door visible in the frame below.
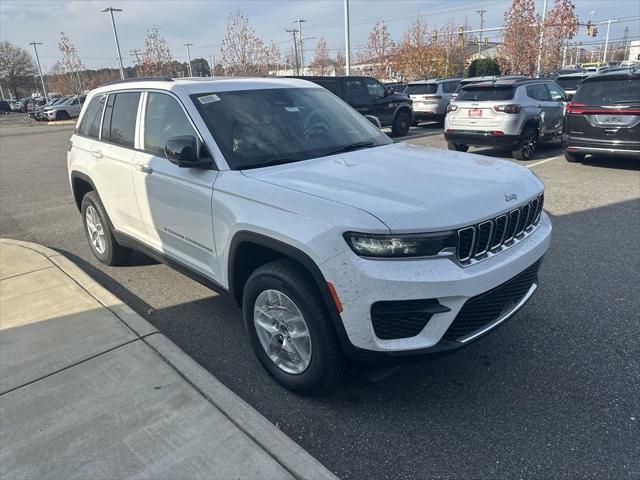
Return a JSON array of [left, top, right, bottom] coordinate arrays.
[[132, 91, 219, 281], [363, 77, 392, 125]]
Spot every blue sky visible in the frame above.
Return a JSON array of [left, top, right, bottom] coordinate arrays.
[[1, 0, 638, 70]]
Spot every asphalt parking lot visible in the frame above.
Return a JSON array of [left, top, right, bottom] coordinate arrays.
[[1, 113, 639, 479]]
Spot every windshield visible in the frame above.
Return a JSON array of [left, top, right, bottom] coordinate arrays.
[[457, 86, 515, 101], [556, 77, 586, 90], [573, 78, 640, 105], [192, 87, 391, 170], [408, 84, 438, 95]]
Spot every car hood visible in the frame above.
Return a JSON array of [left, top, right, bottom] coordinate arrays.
[[242, 142, 543, 232]]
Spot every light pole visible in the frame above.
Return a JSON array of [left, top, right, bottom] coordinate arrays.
[[184, 43, 194, 76], [102, 7, 125, 79], [535, 0, 548, 77], [28, 42, 48, 100], [602, 19, 617, 63], [292, 19, 307, 73], [344, 0, 351, 74], [476, 9, 486, 55]]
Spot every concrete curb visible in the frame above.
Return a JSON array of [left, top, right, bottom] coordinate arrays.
[[46, 119, 76, 125], [0, 238, 338, 480]]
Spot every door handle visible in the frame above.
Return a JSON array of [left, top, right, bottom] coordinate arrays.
[[135, 164, 153, 174], [90, 149, 103, 159]]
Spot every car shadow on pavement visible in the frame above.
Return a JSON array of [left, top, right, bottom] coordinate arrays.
[[578, 155, 640, 171], [471, 140, 562, 160]]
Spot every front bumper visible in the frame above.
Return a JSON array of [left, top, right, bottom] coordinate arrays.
[[321, 212, 552, 363], [445, 130, 521, 148]]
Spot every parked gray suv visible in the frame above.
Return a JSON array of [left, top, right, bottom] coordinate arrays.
[[444, 78, 566, 160], [407, 78, 461, 124]]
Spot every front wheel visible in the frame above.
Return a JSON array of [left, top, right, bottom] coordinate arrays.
[[447, 141, 469, 152], [243, 259, 346, 395], [391, 111, 411, 137], [512, 126, 538, 160]]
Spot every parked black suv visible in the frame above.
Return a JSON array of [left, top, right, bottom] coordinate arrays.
[[562, 68, 640, 162], [291, 75, 413, 136]]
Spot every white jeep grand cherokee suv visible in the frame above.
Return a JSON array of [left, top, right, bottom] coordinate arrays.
[[68, 77, 551, 394]]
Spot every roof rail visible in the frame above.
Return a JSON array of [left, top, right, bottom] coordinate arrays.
[[103, 76, 174, 86]]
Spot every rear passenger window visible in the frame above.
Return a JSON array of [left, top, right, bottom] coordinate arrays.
[[443, 81, 459, 94], [343, 79, 369, 103], [101, 92, 140, 148], [144, 93, 196, 157], [77, 94, 105, 139], [547, 84, 565, 102], [526, 84, 550, 101], [314, 79, 339, 95]]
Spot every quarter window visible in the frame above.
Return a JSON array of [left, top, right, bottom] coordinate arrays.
[[101, 92, 140, 148], [144, 93, 197, 157], [77, 94, 105, 139], [443, 81, 460, 94]]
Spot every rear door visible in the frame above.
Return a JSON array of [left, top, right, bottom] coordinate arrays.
[[341, 78, 372, 116], [94, 91, 147, 239], [545, 83, 567, 135], [526, 83, 555, 137], [132, 91, 219, 280], [363, 77, 392, 124]]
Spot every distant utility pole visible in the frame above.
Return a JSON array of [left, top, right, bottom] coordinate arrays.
[[344, 0, 351, 74], [622, 26, 630, 60], [292, 19, 307, 73], [535, 0, 549, 77], [130, 49, 141, 64], [209, 56, 215, 76], [184, 43, 194, 77], [476, 9, 486, 55], [102, 7, 125, 79], [602, 19, 616, 63], [28, 42, 48, 99], [286, 28, 300, 74]]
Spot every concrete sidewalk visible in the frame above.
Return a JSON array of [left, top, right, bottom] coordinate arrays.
[[0, 239, 338, 480]]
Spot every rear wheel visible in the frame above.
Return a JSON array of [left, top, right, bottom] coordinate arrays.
[[447, 141, 469, 152], [512, 125, 538, 160], [243, 259, 345, 395], [81, 192, 130, 265], [563, 150, 585, 163], [391, 111, 411, 137]]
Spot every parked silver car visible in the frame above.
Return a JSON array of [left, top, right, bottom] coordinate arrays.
[[444, 78, 566, 160], [407, 78, 461, 124], [43, 95, 85, 121], [451, 75, 529, 100]]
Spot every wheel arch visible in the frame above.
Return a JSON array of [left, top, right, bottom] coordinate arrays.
[[70, 171, 97, 211], [393, 105, 413, 123]]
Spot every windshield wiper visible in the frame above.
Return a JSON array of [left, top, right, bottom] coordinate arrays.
[[239, 157, 300, 170], [323, 141, 376, 157]]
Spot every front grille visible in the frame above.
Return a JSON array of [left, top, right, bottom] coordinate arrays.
[[456, 194, 544, 263], [371, 299, 450, 340], [443, 259, 541, 341]]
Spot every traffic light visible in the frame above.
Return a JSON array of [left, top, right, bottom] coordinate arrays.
[[592, 27, 598, 37], [473, 36, 479, 45], [484, 37, 489, 47], [458, 26, 464, 48], [586, 20, 592, 35]]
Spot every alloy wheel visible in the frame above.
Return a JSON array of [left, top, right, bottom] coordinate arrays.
[[85, 205, 106, 255], [253, 289, 312, 374]]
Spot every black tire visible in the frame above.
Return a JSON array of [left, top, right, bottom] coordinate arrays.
[[81, 191, 131, 265], [242, 258, 346, 395], [563, 150, 585, 163], [447, 141, 469, 152], [512, 125, 538, 160], [56, 110, 70, 121], [391, 110, 411, 137]]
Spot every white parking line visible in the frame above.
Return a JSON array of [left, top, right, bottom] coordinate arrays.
[[527, 156, 561, 168]]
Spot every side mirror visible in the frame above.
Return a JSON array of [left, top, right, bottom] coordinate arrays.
[[365, 115, 382, 129], [165, 135, 212, 169]]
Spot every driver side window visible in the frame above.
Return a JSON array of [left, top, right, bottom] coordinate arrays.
[[364, 78, 385, 99], [144, 93, 197, 157]]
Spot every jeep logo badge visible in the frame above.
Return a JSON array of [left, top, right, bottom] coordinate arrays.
[[504, 193, 518, 202]]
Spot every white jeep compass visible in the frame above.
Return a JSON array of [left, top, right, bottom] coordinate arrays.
[[67, 77, 551, 394]]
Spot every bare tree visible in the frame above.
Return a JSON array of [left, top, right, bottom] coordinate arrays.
[[498, 0, 539, 75], [53, 32, 86, 93], [334, 51, 346, 76], [140, 25, 173, 76], [310, 37, 331, 75], [363, 21, 394, 79], [0, 41, 36, 97], [219, 10, 270, 76], [540, 0, 579, 74]]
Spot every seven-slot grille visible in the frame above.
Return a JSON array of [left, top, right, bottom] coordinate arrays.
[[456, 194, 544, 263]]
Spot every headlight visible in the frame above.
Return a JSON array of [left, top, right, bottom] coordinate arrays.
[[344, 231, 456, 258]]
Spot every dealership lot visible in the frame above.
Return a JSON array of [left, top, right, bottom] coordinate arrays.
[[1, 117, 638, 479]]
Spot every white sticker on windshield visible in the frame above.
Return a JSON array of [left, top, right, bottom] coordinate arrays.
[[198, 94, 220, 104], [285, 106, 300, 112]]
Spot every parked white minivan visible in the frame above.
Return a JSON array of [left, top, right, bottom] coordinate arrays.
[[68, 77, 551, 394]]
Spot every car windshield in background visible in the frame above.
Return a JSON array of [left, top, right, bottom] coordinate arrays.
[[457, 86, 515, 101], [408, 84, 438, 95], [556, 77, 587, 90], [573, 78, 640, 105], [192, 87, 391, 170]]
